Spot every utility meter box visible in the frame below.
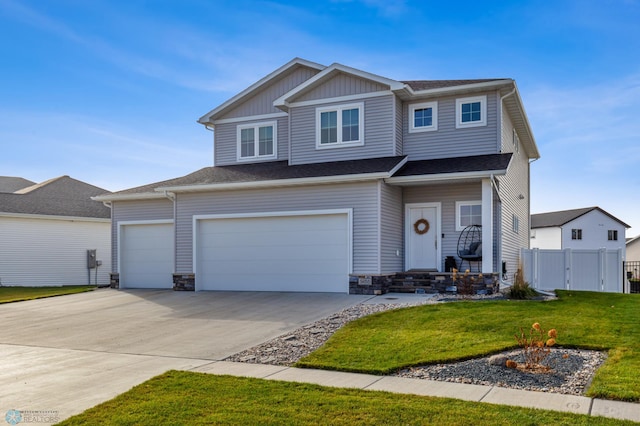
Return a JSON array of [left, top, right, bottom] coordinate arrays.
[[87, 249, 97, 269]]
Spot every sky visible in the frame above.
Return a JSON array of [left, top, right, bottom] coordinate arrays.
[[1, 0, 639, 234]]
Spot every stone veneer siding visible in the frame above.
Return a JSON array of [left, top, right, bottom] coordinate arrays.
[[173, 273, 195, 291]]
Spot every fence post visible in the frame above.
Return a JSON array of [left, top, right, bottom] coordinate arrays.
[[564, 248, 571, 290], [599, 248, 606, 292], [532, 248, 539, 289]]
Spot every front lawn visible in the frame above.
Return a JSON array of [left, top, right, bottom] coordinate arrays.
[[296, 291, 640, 401], [58, 371, 634, 426], [0, 285, 95, 304]]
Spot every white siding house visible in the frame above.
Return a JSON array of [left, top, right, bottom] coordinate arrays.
[[530, 207, 629, 253], [0, 176, 111, 286]]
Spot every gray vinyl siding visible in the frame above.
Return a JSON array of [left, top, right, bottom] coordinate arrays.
[[395, 96, 403, 156], [289, 94, 395, 165], [402, 92, 499, 160], [403, 183, 483, 271], [221, 66, 320, 119], [497, 109, 531, 279], [110, 199, 174, 272], [214, 116, 289, 166], [380, 182, 403, 273], [296, 73, 389, 102], [175, 182, 381, 275]]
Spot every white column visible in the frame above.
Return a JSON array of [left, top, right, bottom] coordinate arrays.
[[481, 179, 493, 273]]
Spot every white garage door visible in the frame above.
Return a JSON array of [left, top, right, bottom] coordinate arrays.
[[120, 223, 173, 289], [196, 213, 350, 293]]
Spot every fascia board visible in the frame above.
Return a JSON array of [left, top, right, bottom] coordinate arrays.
[[0, 212, 110, 222], [274, 63, 406, 109], [198, 58, 326, 124], [91, 192, 168, 202], [506, 85, 540, 160], [385, 169, 508, 185], [408, 79, 514, 98], [155, 172, 392, 193]]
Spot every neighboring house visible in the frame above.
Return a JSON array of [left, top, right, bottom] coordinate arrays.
[[626, 235, 640, 262], [530, 207, 629, 252], [95, 58, 539, 294], [0, 176, 112, 286]]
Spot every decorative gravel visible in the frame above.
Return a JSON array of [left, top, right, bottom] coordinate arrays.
[[225, 293, 606, 396]]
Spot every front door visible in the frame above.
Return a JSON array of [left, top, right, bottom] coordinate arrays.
[[406, 204, 440, 271]]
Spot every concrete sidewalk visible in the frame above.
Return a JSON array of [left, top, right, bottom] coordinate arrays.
[[190, 361, 640, 423]]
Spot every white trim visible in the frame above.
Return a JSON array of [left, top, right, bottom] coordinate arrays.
[[481, 179, 493, 274], [409, 79, 514, 97], [157, 171, 393, 193], [213, 112, 287, 125], [315, 102, 364, 149], [385, 168, 508, 185], [117, 219, 174, 274], [456, 95, 487, 129], [0, 212, 110, 223], [92, 192, 167, 202], [286, 91, 393, 109], [405, 202, 442, 271], [192, 208, 353, 291], [236, 120, 278, 161], [456, 200, 482, 231], [408, 101, 438, 133]]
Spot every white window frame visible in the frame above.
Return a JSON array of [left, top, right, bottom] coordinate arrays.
[[572, 228, 583, 240], [315, 102, 364, 149], [236, 121, 277, 161], [409, 101, 438, 133], [608, 230, 618, 241], [456, 200, 482, 231], [456, 95, 487, 129]]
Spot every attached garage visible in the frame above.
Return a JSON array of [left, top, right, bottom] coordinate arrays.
[[119, 221, 174, 289], [194, 210, 351, 293]]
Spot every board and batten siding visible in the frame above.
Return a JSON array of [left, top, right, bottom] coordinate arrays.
[[111, 199, 174, 272], [289, 94, 395, 165], [296, 72, 389, 102], [220, 66, 321, 119], [403, 183, 485, 271], [175, 182, 381, 275], [402, 92, 498, 161], [380, 183, 403, 273], [0, 216, 111, 286], [214, 116, 289, 166], [497, 108, 531, 278]]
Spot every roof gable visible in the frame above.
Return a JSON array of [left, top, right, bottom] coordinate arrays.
[[0, 176, 36, 193], [531, 207, 630, 229]]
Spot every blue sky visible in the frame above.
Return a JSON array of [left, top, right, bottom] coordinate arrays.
[[1, 0, 639, 234]]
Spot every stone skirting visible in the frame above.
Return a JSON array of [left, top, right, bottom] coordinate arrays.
[[349, 274, 395, 295], [173, 273, 195, 291], [109, 273, 119, 289]]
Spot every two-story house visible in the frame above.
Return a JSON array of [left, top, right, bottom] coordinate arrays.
[[530, 207, 629, 252], [95, 58, 539, 294]]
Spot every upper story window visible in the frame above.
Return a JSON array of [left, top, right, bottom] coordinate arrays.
[[316, 103, 364, 149], [608, 230, 618, 241], [456, 201, 482, 231], [572, 229, 582, 240], [237, 121, 277, 161], [409, 101, 438, 133], [456, 95, 487, 129]]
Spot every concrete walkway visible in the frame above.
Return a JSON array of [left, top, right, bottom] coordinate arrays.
[[190, 361, 640, 423]]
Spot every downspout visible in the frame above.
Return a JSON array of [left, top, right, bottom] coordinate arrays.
[[163, 191, 177, 278], [204, 124, 215, 166]]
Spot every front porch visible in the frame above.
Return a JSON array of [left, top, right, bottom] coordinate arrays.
[[349, 271, 499, 295]]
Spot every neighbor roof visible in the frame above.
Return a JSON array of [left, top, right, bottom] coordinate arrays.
[[0, 176, 111, 219], [0, 176, 36, 193], [531, 207, 630, 229]]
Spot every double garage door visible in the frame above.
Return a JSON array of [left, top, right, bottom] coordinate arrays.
[[196, 212, 350, 293]]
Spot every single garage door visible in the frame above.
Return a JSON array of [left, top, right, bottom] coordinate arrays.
[[196, 212, 350, 292], [120, 223, 173, 289]]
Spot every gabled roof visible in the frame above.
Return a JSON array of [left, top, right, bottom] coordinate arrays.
[[627, 235, 640, 246], [0, 176, 35, 193], [531, 207, 630, 229], [198, 58, 326, 125], [0, 176, 111, 219]]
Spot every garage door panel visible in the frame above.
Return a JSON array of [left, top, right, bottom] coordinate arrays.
[[121, 223, 173, 289], [197, 213, 349, 293]]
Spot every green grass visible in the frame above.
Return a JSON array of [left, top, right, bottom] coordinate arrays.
[[297, 291, 640, 401], [58, 371, 635, 426], [0, 285, 95, 303]]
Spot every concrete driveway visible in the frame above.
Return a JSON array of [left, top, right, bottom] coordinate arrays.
[[0, 288, 371, 423]]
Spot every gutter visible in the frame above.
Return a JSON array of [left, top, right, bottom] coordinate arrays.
[[385, 168, 508, 185]]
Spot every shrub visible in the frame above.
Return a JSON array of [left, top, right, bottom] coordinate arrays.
[[512, 322, 558, 371], [508, 267, 536, 299]]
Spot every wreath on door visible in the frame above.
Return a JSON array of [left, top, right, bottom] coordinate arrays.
[[413, 218, 430, 235]]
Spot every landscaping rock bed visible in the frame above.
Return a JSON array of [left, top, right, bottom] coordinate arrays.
[[225, 292, 606, 396]]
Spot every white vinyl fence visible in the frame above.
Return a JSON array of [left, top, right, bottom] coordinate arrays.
[[521, 248, 624, 293]]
